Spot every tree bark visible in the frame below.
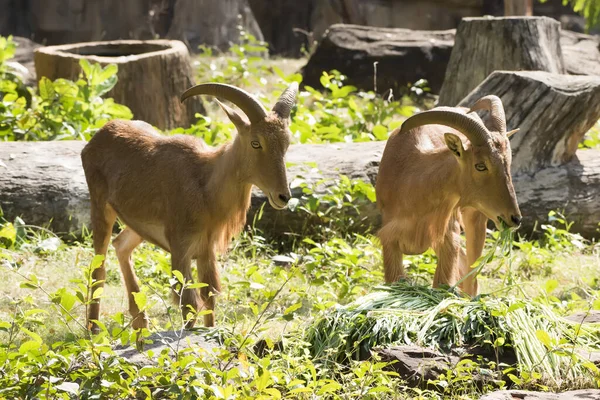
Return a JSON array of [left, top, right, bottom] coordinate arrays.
[[438, 17, 565, 107], [3, 141, 600, 240], [458, 71, 600, 174], [34, 40, 204, 130], [166, 0, 263, 52], [248, 0, 316, 57]]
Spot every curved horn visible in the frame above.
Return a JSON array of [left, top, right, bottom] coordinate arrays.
[[272, 82, 299, 119], [469, 95, 507, 134], [180, 83, 267, 123], [400, 107, 491, 146]]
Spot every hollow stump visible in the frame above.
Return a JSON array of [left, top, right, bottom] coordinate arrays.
[[34, 40, 203, 130], [438, 17, 565, 106]]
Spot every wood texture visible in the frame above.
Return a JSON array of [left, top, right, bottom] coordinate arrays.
[[504, 0, 533, 16], [3, 141, 600, 240], [438, 17, 565, 107], [459, 71, 600, 174], [34, 40, 203, 130]]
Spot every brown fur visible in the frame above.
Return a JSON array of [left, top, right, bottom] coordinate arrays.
[[82, 108, 292, 333], [376, 118, 521, 296]]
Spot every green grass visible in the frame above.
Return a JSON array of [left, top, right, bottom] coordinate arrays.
[[1, 205, 600, 398]]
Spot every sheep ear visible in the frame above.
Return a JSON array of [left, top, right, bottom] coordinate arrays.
[[444, 133, 465, 158], [216, 99, 250, 133]]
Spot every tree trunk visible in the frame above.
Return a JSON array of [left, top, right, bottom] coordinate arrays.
[[166, 0, 263, 52], [248, 0, 316, 57], [3, 141, 600, 240], [34, 40, 204, 130], [438, 17, 565, 107], [504, 0, 533, 16], [458, 71, 600, 174]]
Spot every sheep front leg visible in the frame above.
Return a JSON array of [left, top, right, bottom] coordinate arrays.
[[170, 245, 200, 329], [460, 207, 487, 296], [379, 222, 406, 283], [197, 245, 221, 327], [432, 218, 461, 289]]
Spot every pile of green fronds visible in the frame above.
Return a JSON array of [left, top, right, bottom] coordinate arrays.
[[305, 282, 600, 387]]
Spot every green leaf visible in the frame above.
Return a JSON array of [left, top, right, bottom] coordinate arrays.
[[92, 287, 104, 300], [372, 125, 388, 141], [79, 59, 92, 79], [284, 302, 303, 316], [536, 330, 552, 348], [317, 382, 342, 394], [545, 279, 559, 294], [20, 327, 43, 343], [0, 222, 16, 245], [99, 64, 118, 82], [172, 270, 185, 284], [56, 382, 79, 395], [38, 77, 55, 100], [133, 291, 147, 310], [95, 74, 118, 97], [104, 101, 133, 119]]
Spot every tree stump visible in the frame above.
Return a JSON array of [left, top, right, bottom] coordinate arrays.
[[34, 40, 203, 130], [302, 24, 455, 94], [560, 30, 600, 76], [438, 17, 565, 106], [458, 71, 600, 174]]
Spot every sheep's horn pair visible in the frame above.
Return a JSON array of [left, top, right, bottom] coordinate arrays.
[[180, 82, 298, 123], [400, 106, 490, 146]]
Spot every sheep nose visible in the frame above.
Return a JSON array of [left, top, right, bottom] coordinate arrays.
[[510, 215, 522, 227], [278, 193, 290, 204]]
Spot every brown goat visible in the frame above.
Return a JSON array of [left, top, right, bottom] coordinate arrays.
[[81, 82, 298, 333], [376, 96, 521, 296]]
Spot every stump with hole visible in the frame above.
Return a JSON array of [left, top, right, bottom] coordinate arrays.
[[34, 40, 203, 130], [438, 16, 565, 106]]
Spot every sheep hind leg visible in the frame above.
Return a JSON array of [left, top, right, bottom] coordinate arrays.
[[88, 201, 117, 334], [113, 227, 146, 329]]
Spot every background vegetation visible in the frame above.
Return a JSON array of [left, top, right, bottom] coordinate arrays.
[[1, 34, 600, 399]]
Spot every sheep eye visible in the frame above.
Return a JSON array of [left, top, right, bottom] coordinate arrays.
[[251, 141, 262, 149], [475, 163, 487, 172]]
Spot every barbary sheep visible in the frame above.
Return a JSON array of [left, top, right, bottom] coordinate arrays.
[[376, 95, 521, 295], [81, 82, 298, 332]]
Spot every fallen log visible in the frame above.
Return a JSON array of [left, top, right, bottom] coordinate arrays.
[[301, 24, 455, 95], [2, 141, 600, 240]]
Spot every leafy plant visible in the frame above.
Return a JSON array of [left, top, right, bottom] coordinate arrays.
[[0, 39, 132, 141]]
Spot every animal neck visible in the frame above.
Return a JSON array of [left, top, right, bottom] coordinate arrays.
[[209, 136, 253, 212]]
